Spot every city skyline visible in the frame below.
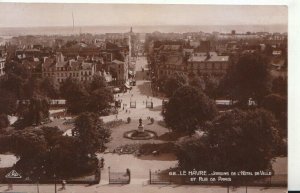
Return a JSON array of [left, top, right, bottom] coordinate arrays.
[[0, 3, 287, 28]]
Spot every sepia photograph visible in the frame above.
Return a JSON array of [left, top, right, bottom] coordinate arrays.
[[0, 1, 292, 193]]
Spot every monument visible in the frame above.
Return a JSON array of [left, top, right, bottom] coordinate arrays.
[[138, 118, 145, 133], [123, 118, 157, 140]]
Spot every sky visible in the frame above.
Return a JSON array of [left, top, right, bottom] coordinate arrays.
[[0, 3, 288, 28]]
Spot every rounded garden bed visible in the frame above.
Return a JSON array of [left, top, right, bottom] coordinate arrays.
[[123, 130, 158, 140]]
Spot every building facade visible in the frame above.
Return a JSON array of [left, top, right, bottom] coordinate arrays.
[[0, 49, 6, 77], [42, 53, 96, 85], [187, 52, 230, 77]]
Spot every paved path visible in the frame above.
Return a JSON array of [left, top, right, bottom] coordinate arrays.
[[0, 183, 286, 193], [102, 56, 164, 123]]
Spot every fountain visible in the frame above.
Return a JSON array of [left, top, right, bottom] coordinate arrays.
[[123, 118, 157, 140]]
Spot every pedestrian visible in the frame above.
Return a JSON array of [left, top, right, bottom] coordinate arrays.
[[100, 158, 105, 168], [61, 180, 66, 190]]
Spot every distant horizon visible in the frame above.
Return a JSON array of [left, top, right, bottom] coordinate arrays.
[[0, 24, 287, 36], [0, 23, 287, 29], [0, 3, 287, 28]]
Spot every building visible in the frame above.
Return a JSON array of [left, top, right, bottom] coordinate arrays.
[[107, 57, 129, 85], [42, 53, 96, 85], [0, 57, 5, 77], [155, 44, 184, 78], [187, 52, 230, 77], [0, 49, 6, 77], [157, 54, 185, 78]]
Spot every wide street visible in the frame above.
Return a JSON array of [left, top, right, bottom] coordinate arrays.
[[102, 56, 164, 123]]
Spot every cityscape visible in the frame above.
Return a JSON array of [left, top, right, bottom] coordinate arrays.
[[0, 3, 288, 193]]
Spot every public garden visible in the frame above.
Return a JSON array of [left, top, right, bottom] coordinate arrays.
[[0, 56, 287, 193]]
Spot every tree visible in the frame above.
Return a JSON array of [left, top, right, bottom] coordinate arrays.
[[23, 77, 43, 98], [40, 78, 60, 99], [221, 53, 272, 106], [163, 85, 217, 134], [189, 75, 205, 91], [89, 75, 108, 92], [164, 72, 188, 97], [272, 77, 287, 96], [74, 112, 111, 157], [85, 75, 113, 113], [176, 109, 283, 172], [0, 113, 9, 129], [2, 61, 31, 98], [60, 78, 89, 114], [262, 94, 287, 118], [203, 76, 219, 99], [19, 96, 50, 127], [4, 125, 98, 179], [86, 88, 113, 114], [0, 88, 17, 115], [10, 127, 48, 175], [262, 94, 287, 137]]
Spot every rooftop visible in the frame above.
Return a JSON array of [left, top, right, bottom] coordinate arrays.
[[188, 52, 229, 62]]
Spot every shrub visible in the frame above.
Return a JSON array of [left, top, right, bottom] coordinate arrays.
[[150, 117, 154, 124], [127, 117, 131, 124]]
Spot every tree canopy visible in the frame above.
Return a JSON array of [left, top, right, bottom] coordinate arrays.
[[176, 108, 283, 172], [5, 125, 103, 179], [0, 113, 9, 129], [262, 94, 287, 137], [164, 72, 188, 97], [74, 112, 111, 157], [60, 77, 113, 114], [0, 88, 17, 115], [221, 53, 272, 106], [19, 96, 50, 127], [163, 85, 217, 134]]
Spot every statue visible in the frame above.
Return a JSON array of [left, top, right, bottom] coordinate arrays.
[[138, 118, 144, 133]]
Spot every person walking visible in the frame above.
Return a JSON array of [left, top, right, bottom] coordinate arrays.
[[61, 180, 66, 190]]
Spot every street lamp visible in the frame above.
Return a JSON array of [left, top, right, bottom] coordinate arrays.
[[53, 174, 57, 193]]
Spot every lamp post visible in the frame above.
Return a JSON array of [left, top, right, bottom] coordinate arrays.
[[36, 176, 40, 193], [53, 174, 57, 193]]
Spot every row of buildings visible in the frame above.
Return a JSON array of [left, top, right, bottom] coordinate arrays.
[[1, 28, 139, 87], [147, 30, 287, 80], [150, 42, 231, 79]]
